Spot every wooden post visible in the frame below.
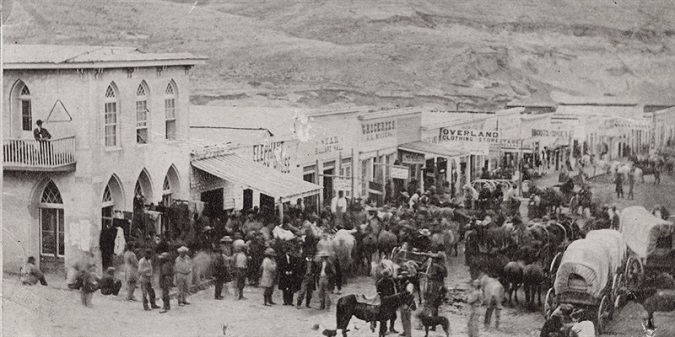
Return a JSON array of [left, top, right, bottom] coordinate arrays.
[[351, 148, 355, 202], [279, 197, 284, 224], [316, 159, 322, 215]]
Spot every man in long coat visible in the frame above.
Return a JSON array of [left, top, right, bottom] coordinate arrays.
[[296, 253, 317, 309], [123, 243, 139, 301], [277, 248, 300, 305]]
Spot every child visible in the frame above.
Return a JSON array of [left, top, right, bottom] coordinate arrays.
[[80, 263, 99, 307], [260, 248, 278, 306]]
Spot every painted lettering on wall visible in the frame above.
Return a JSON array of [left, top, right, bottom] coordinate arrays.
[[253, 142, 291, 174], [362, 120, 396, 141], [315, 136, 344, 155], [438, 128, 500, 144]]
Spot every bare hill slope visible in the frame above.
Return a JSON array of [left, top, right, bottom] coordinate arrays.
[[5, 0, 675, 109]]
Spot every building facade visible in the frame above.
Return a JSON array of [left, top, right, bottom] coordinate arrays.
[[2, 45, 205, 274]]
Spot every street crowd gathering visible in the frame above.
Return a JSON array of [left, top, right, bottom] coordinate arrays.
[[19, 151, 674, 337]]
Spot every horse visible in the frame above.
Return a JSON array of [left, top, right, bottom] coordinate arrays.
[[625, 273, 675, 331], [334, 229, 357, 280], [502, 260, 525, 306], [377, 228, 397, 259], [336, 291, 415, 337], [523, 259, 546, 309], [360, 232, 378, 276]]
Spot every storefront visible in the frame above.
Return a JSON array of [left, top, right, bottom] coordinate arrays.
[[358, 109, 422, 205], [397, 141, 469, 198]]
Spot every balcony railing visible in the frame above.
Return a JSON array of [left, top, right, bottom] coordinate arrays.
[[3, 136, 77, 171]]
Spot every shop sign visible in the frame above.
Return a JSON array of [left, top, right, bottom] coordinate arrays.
[[438, 128, 500, 144], [334, 178, 351, 191], [390, 165, 410, 180], [314, 136, 344, 155], [362, 119, 396, 142], [400, 150, 425, 165], [252, 141, 292, 174], [603, 118, 650, 130], [532, 129, 571, 138]]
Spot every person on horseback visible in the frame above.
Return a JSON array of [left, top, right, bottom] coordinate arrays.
[[376, 268, 399, 335]]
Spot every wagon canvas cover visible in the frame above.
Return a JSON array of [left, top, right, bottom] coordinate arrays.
[[620, 206, 675, 259], [554, 239, 610, 298], [585, 230, 627, 273]]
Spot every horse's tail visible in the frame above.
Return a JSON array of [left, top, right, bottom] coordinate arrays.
[[336, 294, 355, 330]]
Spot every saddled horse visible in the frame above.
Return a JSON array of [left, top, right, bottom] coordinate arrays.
[[336, 291, 415, 337]]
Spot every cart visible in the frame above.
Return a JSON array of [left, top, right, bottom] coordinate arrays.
[[619, 206, 675, 292], [544, 236, 624, 334], [391, 247, 444, 297]]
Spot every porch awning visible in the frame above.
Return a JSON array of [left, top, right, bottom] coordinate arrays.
[[398, 141, 470, 158], [191, 154, 321, 202]]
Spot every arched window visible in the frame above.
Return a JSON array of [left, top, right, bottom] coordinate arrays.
[[40, 181, 64, 257], [19, 83, 32, 132], [136, 82, 149, 144], [104, 83, 119, 147], [165, 81, 177, 140], [101, 175, 124, 231]]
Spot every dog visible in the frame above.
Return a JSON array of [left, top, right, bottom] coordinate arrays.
[[416, 312, 450, 337], [312, 324, 338, 337]]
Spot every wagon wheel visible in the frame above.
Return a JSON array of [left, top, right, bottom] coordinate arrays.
[[543, 288, 557, 319], [549, 252, 563, 279], [624, 256, 644, 291], [596, 295, 610, 335], [611, 273, 625, 314]]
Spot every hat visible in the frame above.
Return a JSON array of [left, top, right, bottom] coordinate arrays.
[[203, 226, 212, 231], [36, 119, 43, 125], [220, 236, 233, 243], [400, 192, 410, 198], [106, 267, 116, 273], [419, 229, 431, 236], [398, 270, 411, 278], [317, 250, 331, 258], [381, 269, 392, 277], [264, 248, 276, 256], [177, 246, 189, 253], [159, 252, 170, 259]]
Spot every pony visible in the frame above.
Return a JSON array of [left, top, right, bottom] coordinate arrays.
[[336, 292, 415, 337]]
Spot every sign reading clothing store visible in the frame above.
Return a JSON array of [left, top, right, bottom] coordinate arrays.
[[252, 141, 292, 174], [435, 128, 499, 155]]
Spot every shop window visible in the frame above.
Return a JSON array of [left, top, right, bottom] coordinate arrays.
[[104, 83, 119, 147], [19, 84, 32, 131]]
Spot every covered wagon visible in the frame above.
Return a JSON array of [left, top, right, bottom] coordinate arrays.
[[620, 206, 675, 290]]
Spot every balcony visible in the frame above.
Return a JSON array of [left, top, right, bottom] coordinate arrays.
[[3, 136, 77, 172]]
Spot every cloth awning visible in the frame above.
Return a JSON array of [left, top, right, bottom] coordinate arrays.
[[191, 155, 321, 202], [398, 141, 471, 158]]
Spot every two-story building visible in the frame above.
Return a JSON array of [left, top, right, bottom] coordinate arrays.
[[2, 45, 205, 274]]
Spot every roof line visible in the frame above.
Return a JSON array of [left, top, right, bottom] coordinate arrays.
[[59, 46, 109, 64]]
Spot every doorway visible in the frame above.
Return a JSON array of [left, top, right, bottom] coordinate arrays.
[[323, 168, 334, 206], [200, 188, 223, 216]]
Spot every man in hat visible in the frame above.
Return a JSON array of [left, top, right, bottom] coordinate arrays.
[[376, 268, 399, 335], [138, 250, 160, 310], [99, 267, 122, 296], [278, 246, 300, 305], [611, 206, 620, 231], [296, 249, 317, 309], [33, 119, 52, 141], [174, 246, 192, 306], [158, 252, 173, 313], [397, 270, 416, 337], [416, 228, 432, 252], [214, 236, 234, 299], [260, 248, 278, 306], [316, 250, 336, 311], [331, 191, 348, 229], [233, 239, 249, 300], [408, 189, 421, 210], [123, 243, 139, 301]]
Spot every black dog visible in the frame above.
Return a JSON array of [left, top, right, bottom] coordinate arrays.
[[417, 312, 450, 337]]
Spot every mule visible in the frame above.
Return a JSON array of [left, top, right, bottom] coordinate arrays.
[[523, 260, 546, 309], [336, 292, 414, 337], [502, 260, 524, 306]]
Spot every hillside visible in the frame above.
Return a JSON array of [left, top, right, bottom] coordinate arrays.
[[4, 0, 675, 110]]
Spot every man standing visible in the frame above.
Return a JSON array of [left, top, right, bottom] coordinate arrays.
[[278, 248, 299, 305], [174, 246, 192, 306], [611, 206, 621, 231], [296, 253, 316, 309], [158, 252, 173, 313], [397, 270, 416, 337], [408, 189, 421, 210], [330, 191, 348, 229], [233, 240, 249, 300], [33, 119, 52, 141], [376, 269, 399, 335], [123, 243, 139, 301], [628, 167, 635, 200], [139, 250, 160, 311], [316, 250, 335, 311], [654, 164, 661, 185], [213, 239, 231, 300], [614, 169, 624, 199]]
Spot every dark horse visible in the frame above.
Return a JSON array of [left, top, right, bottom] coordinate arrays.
[[624, 272, 675, 330], [336, 292, 414, 337]]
